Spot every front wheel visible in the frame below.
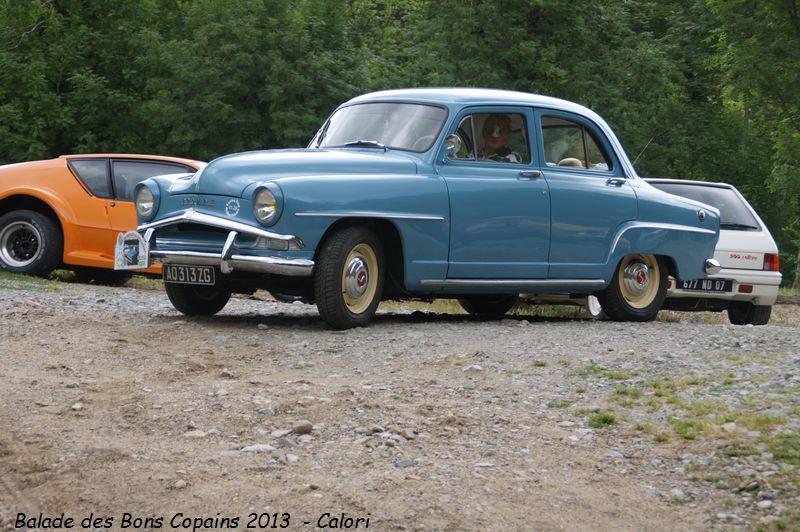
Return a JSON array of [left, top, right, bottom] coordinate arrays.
[[597, 254, 667, 322], [164, 282, 231, 316], [728, 302, 772, 325], [315, 227, 384, 329], [0, 210, 62, 276], [458, 294, 519, 316]]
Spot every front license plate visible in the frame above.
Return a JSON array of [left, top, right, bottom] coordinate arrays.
[[678, 278, 733, 292], [163, 264, 215, 285]]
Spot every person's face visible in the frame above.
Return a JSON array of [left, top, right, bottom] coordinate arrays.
[[483, 118, 512, 150]]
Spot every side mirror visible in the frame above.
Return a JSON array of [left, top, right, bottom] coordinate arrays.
[[444, 134, 463, 158]]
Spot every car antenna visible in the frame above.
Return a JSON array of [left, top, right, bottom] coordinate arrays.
[[632, 135, 655, 166]]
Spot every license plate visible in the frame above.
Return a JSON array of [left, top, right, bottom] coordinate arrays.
[[677, 278, 733, 292], [163, 264, 215, 285]]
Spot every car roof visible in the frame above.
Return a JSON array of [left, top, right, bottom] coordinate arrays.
[[347, 87, 640, 178], [349, 87, 599, 118]]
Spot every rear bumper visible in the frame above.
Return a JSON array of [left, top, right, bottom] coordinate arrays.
[[668, 268, 782, 305]]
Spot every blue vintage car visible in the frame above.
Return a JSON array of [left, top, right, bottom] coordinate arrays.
[[115, 88, 721, 328]]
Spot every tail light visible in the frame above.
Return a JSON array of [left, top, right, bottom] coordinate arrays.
[[763, 253, 780, 271]]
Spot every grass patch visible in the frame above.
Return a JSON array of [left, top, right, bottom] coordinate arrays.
[[531, 360, 548, 367], [0, 271, 62, 292], [587, 412, 616, 429], [669, 418, 710, 440], [546, 400, 571, 409]]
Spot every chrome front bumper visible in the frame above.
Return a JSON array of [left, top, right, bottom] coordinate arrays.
[[114, 209, 314, 277]]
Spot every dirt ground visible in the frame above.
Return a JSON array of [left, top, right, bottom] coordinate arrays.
[[1, 280, 798, 531]]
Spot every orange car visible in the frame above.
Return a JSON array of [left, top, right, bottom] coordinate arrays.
[[0, 154, 204, 282]]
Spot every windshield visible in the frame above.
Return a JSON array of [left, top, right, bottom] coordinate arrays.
[[316, 103, 447, 152], [650, 182, 761, 230]]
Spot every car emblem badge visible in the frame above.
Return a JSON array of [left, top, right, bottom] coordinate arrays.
[[225, 199, 240, 217], [697, 209, 706, 222]]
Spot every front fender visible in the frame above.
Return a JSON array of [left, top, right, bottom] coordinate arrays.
[[269, 174, 451, 284]]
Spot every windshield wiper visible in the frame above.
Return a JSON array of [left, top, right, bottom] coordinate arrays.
[[720, 222, 760, 231], [343, 139, 386, 150]]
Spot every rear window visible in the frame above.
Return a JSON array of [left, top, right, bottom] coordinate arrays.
[[650, 182, 761, 230]]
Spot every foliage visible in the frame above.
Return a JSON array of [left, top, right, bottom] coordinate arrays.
[[1, 0, 797, 284]]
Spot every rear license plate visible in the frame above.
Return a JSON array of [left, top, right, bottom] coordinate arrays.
[[163, 265, 215, 285], [677, 278, 733, 292]]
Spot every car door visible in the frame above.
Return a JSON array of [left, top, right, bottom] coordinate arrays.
[[535, 110, 637, 279], [437, 107, 551, 279], [66, 158, 117, 262], [105, 159, 193, 233]]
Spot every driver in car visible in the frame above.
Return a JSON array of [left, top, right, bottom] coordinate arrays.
[[479, 114, 522, 163]]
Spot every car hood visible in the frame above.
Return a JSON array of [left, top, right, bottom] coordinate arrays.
[[172, 148, 419, 197]]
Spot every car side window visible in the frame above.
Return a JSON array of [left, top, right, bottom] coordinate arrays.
[[69, 159, 111, 198], [542, 116, 611, 171], [112, 161, 191, 201], [448, 113, 530, 164]]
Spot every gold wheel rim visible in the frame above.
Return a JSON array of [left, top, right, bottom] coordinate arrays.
[[618, 254, 659, 309], [341, 243, 378, 315]]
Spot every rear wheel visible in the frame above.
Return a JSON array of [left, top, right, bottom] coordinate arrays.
[[597, 254, 667, 322], [315, 227, 384, 329], [728, 302, 772, 325], [458, 294, 519, 316], [0, 210, 62, 276], [164, 282, 231, 316]]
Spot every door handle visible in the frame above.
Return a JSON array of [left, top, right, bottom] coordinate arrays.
[[518, 170, 541, 180], [605, 178, 626, 187]]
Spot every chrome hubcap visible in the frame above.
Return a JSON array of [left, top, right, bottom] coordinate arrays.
[[0, 221, 42, 268], [623, 262, 650, 297], [344, 257, 369, 299]]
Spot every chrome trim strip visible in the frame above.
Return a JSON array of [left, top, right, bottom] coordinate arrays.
[[419, 279, 604, 288], [295, 211, 445, 221], [138, 209, 296, 242], [150, 250, 314, 277], [610, 222, 716, 255]]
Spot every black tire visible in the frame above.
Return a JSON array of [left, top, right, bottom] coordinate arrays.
[[73, 267, 133, 287], [728, 302, 772, 325], [597, 254, 667, 322], [315, 227, 384, 329], [0, 209, 62, 276], [458, 294, 519, 316], [164, 282, 231, 316]]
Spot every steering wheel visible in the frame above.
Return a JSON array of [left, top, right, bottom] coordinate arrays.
[[456, 127, 474, 155]]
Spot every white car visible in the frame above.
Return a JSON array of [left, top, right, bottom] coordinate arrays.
[[587, 179, 781, 325]]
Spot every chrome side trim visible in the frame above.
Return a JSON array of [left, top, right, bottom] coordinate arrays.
[[610, 222, 716, 255], [151, 250, 314, 277], [138, 209, 298, 242], [295, 211, 445, 221], [420, 279, 604, 288]]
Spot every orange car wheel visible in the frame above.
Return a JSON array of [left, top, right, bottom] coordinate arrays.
[[0, 210, 62, 276]]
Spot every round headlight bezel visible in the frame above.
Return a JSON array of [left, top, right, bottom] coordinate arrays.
[[253, 184, 282, 226], [135, 183, 159, 222]]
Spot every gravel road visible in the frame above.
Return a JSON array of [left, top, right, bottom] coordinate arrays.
[[1, 277, 799, 531]]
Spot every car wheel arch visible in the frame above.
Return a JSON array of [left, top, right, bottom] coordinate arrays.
[[315, 217, 405, 296], [0, 194, 65, 242]]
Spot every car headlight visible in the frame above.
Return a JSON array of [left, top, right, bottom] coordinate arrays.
[[135, 184, 158, 221], [253, 187, 280, 225]]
